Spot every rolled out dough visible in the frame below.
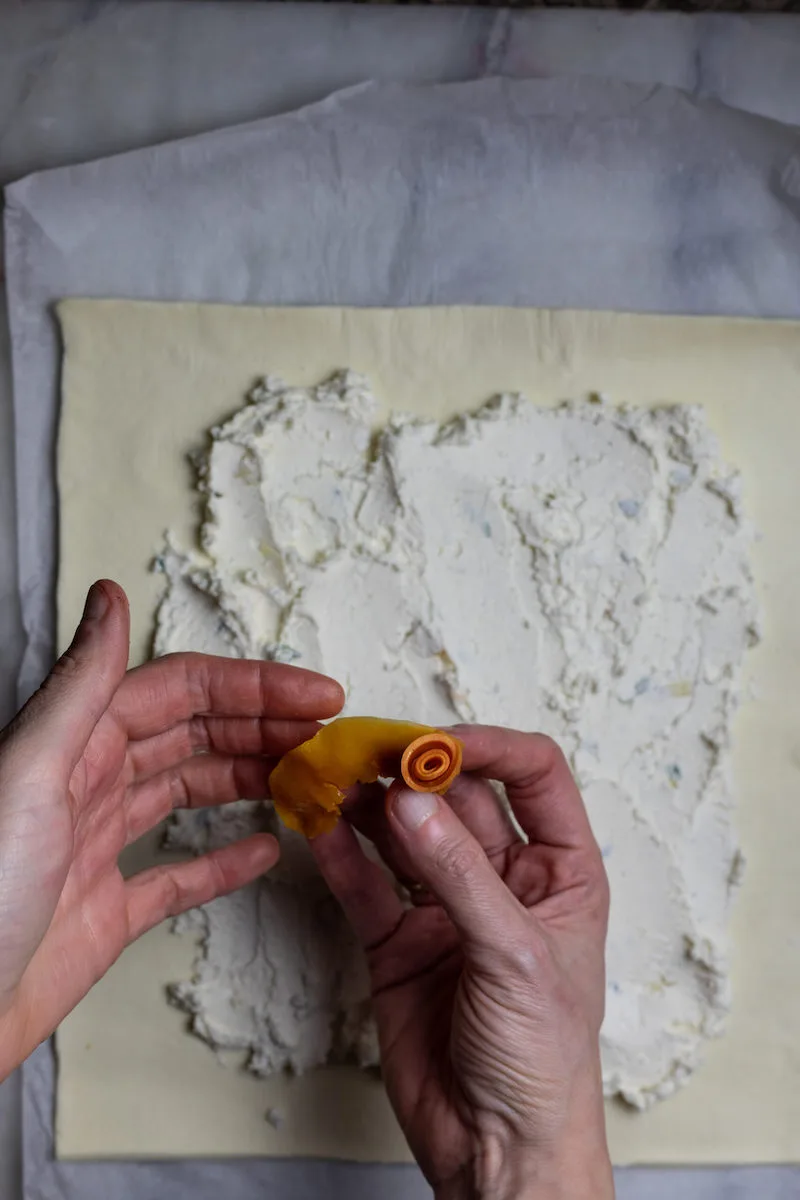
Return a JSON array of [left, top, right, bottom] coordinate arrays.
[[57, 300, 800, 1164]]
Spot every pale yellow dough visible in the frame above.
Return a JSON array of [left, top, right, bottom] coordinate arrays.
[[57, 300, 800, 1164]]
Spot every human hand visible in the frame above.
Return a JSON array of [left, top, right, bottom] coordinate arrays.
[[0, 580, 343, 1079], [312, 726, 613, 1200]]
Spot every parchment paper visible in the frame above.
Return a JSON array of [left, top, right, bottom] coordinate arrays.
[[7, 73, 800, 1196], [7, 77, 800, 707], [57, 298, 800, 1166]]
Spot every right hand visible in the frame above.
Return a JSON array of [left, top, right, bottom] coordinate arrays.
[[311, 726, 613, 1200]]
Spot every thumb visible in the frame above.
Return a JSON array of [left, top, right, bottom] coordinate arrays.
[[11, 580, 130, 775], [386, 781, 525, 952]]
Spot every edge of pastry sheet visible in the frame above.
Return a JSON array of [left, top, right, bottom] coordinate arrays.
[[56, 301, 800, 1165]]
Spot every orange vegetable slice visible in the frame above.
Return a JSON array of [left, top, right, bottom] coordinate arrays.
[[401, 732, 462, 793], [269, 716, 463, 838]]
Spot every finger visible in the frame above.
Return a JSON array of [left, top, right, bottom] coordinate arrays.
[[309, 820, 405, 952], [125, 833, 279, 940], [450, 725, 596, 851], [8, 581, 129, 775], [386, 780, 526, 951], [344, 775, 519, 888], [442, 774, 521, 859], [124, 754, 275, 844], [127, 717, 322, 782], [342, 782, 418, 884], [113, 653, 344, 740]]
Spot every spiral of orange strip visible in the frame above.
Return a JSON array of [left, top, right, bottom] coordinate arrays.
[[400, 732, 463, 794]]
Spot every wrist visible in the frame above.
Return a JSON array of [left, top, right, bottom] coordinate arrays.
[[469, 1137, 614, 1200], [436, 1089, 614, 1200], [518, 1145, 614, 1200], [434, 1139, 613, 1200]]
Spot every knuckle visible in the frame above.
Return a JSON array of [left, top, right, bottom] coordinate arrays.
[[205, 852, 229, 899], [48, 649, 83, 684], [532, 731, 561, 763], [169, 877, 193, 917], [503, 940, 541, 982], [574, 846, 611, 909], [188, 716, 211, 753], [558, 844, 605, 887], [488, 927, 548, 986], [527, 732, 565, 779], [167, 766, 192, 808], [165, 650, 200, 668], [506, 733, 565, 795], [158, 871, 183, 919], [433, 836, 484, 883]]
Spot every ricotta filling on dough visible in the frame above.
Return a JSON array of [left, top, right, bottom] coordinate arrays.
[[155, 371, 758, 1109]]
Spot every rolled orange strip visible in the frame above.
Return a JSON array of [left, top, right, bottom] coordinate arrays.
[[401, 732, 462, 793], [269, 716, 464, 838]]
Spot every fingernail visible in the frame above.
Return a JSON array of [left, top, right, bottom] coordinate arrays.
[[392, 787, 438, 832], [83, 582, 109, 623]]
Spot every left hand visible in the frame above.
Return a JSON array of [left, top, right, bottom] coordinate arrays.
[[0, 579, 344, 1079]]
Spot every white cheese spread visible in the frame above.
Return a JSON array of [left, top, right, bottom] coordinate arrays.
[[155, 371, 758, 1108]]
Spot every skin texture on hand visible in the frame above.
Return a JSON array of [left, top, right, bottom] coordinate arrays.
[[0, 577, 613, 1195], [0, 580, 344, 1079], [311, 726, 615, 1200]]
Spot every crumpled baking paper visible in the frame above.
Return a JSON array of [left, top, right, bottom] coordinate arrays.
[[6, 74, 800, 1200], [6, 75, 800, 707]]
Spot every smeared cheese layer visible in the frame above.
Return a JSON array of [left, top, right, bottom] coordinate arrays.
[[156, 371, 758, 1107]]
